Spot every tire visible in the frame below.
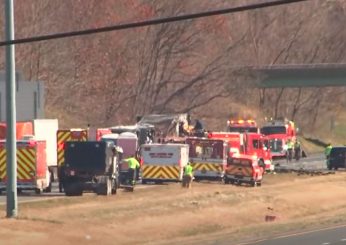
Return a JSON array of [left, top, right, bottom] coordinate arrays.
[[65, 183, 83, 196], [224, 179, 230, 184], [259, 160, 265, 172], [257, 181, 262, 187], [96, 176, 112, 196], [111, 180, 117, 195], [35, 188, 42, 194], [250, 181, 256, 187], [45, 182, 52, 193]]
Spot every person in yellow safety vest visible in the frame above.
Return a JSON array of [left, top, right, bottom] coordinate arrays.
[[182, 162, 194, 189], [123, 155, 140, 185], [286, 139, 294, 160], [325, 143, 332, 169]]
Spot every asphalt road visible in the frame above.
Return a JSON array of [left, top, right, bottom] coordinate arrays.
[[274, 153, 326, 170], [231, 224, 346, 245]]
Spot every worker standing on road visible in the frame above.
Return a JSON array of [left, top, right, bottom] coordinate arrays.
[[123, 155, 140, 185], [294, 139, 301, 159], [286, 139, 294, 161], [182, 162, 194, 189], [57, 162, 66, 193], [325, 143, 333, 169]]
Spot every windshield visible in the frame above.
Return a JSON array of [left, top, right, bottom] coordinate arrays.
[[229, 127, 257, 133], [269, 139, 283, 152], [261, 126, 286, 135], [230, 158, 252, 166], [188, 140, 224, 159], [100, 137, 118, 145]]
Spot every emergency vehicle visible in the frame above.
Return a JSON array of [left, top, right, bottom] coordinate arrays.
[[0, 139, 51, 194], [261, 118, 296, 159], [224, 154, 263, 187], [141, 143, 189, 184], [117, 132, 139, 183], [227, 119, 259, 133], [56, 128, 112, 168], [207, 132, 273, 172], [100, 133, 119, 145], [186, 137, 229, 181]]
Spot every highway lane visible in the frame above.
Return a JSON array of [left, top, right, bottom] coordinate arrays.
[[274, 153, 326, 170], [231, 224, 346, 245]]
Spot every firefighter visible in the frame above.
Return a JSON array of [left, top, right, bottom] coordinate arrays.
[[294, 139, 301, 159], [123, 155, 140, 185], [182, 162, 194, 189], [194, 119, 203, 131], [286, 139, 294, 161], [325, 143, 332, 169], [57, 162, 66, 193]]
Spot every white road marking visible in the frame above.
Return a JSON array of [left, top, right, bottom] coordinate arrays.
[[322, 243, 330, 245], [341, 238, 346, 241]]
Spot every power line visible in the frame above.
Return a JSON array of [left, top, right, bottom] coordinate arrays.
[[0, 0, 310, 47]]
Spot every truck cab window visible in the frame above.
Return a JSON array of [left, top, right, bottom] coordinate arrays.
[[259, 140, 263, 149], [252, 140, 259, 149]]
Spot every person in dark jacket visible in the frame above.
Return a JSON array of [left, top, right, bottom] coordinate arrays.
[[57, 163, 66, 193]]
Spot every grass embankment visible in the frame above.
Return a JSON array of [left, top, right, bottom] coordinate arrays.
[[1, 174, 346, 245], [299, 113, 346, 154]]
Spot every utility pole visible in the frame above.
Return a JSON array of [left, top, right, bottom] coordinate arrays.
[[4, 0, 18, 218]]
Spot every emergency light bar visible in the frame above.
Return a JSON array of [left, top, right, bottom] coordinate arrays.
[[227, 119, 256, 125]]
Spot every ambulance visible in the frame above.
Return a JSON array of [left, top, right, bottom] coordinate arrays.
[[0, 139, 51, 194], [141, 143, 189, 184], [224, 154, 264, 187], [186, 137, 229, 181]]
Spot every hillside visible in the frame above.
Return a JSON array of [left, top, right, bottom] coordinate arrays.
[[0, 0, 345, 140]]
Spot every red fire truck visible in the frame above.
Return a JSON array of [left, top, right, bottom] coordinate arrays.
[[207, 132, 273, 172], [260, 118, 296, 159]]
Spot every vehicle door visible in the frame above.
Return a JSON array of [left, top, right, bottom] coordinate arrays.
[[251, 136, 261, 157], [330, 147, 346, 168], [226, 158, 253, 179]]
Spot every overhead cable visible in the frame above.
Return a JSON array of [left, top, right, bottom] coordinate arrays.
[[0, 0, 310, 46]]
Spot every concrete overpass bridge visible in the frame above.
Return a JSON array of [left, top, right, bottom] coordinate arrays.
[[251, 64, 346, 87]]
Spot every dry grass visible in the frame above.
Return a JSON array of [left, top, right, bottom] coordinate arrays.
[[0, 174, 346, 245]]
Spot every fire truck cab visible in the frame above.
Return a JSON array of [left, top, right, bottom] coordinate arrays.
[[261, 118, 296, 159], [224, 154, 264, 187], [207, 132, 273, 172], [186, 137, 229, 181]]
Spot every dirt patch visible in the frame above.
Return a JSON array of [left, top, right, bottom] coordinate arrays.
[[0, 174, 346, 245]]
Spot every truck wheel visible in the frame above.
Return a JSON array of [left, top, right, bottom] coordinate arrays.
[[35, 188, 42, 194], [65, 183, 82, 196], [45, 182, 52, 193], [111, 180, 117, 195], [106, 178, 112, 196], [250, 181, 256, 187], [224, 179, 230, 184], [96, 176, 111, 196], [257, 181, 262, 187]]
